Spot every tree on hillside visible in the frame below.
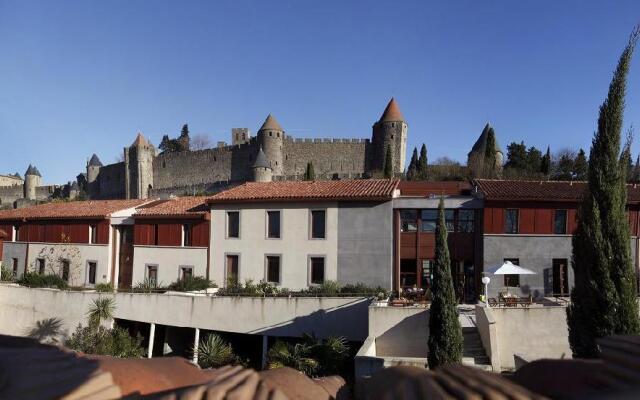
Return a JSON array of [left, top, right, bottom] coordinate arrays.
[[567, 28, 640, 358], [552, 149, 577, 180], [419, 144, 428, 179], [191, 134, 211, 150], [541, 146, 551, 176], [383, 146, 393, 178], [483, 129, 498, 178], [427, 198, 463, 368], [632, 154, 640, 183], [406, 147, 419, 180], [574, 149, 588, 180], [304, 162, 315, 181], [505, 142, 528, 171]]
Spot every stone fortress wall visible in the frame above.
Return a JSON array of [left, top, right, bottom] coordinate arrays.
[[282, 137, 371, 179]]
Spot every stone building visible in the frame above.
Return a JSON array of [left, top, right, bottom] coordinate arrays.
[[83, 98, 410, 200]]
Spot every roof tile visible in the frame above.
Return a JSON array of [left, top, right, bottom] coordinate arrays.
[[134, 196, 209, 218], [0, 199, 149, 221]]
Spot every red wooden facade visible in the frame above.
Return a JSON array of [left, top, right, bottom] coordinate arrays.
[[0, 220, 109, 244], [134, 219, 209, 247]]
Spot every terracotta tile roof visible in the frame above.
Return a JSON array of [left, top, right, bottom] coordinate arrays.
[[0, 199, 149, 221], [131, 132, 150, 147], [134, 196, 209, 219], [398, 181, 473, 196], [207, 179, 399, 203], [475, 179, 640, 203], [378, 98, 405, 122]]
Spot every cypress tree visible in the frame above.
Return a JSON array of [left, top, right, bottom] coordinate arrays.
[[574, 149, 588, 180], [567, 29, 640, 358], [406, 147, 419, 180], [418, 144, 428, 180], [484, 129, 497, 178], [383, 146, 393, 178], [541, 146, 551, 177], [304, 162, 315, 181], [427, 198, 463, 369], [633, 155, 640, 183]]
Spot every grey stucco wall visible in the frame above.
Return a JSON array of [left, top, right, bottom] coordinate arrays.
[[368, 305, 429, 358], [337, 201, 393, 289], [0, 285, 370, 341]]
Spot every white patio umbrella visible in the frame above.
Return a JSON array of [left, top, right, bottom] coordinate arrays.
[[487, 261, 536, 294]]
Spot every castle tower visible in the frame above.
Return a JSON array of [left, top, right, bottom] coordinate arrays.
[[125, 133, 155, 199], [467, 123, 503, 168], [257, 114, 284, 176], [23, 164, 42, 200], [252, 147, 273, 182], [371, 98, 408, 174], [86, 154, 103, 198]]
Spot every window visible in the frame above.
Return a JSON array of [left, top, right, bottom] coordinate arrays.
[[266, 255, 281, 284], [267, 211, 281, 239], [12, 226, 17, 242], [444, 210, 454, 231], [400, 210, 417, 232], [182, 224, 192, 246], [309, 257, 325, 285], [87, 261, 97, 285], [147, 265, 158, 286], [12, 258, 18, 277], [89, 225, 97, 244], [180, 266, 193, 280], [310, 210, 326, 239], [421, 210, 437, 232], [505, 209, 519, 234], [36, 258, 45, 274], [153, 224, 159, 246], [552, 259, 569, 295], [554, 210, 567, 234], [503, 258, 520, 287], [227, 211, 240, 238], [226, 255, 239, 285], [421, 260, 433, 288], [400, 259, 416, 288], [62, 260, 70, 282], [458, 210, 475, 233]]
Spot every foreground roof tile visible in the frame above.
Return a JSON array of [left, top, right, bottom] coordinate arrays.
[[0, 199, 149, 221], [134, 196, 209, 219]]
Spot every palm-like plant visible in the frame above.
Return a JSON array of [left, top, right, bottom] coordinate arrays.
[[87, 297, 116, 330], [267, 340, 320, 376], [196, 333, 238, 369]]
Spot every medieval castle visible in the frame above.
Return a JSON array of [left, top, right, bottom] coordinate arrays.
[[0, 98, 501, 208]]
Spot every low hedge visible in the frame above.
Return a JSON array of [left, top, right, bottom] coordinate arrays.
[[18, 272, 68, 289]]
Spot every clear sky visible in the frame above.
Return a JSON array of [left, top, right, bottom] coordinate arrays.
[[1, 1, 640, 184]]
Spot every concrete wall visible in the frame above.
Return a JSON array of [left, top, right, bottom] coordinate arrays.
[[132, 246, 208, 286], [1, 242, 27, 276], [368, 305, 429, 358], [210, 202, 339, 289], [0, 285, 370, 341], [475, 304, 571, 371], [337, 201, 393, 289]]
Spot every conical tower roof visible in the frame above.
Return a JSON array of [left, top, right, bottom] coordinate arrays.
[[259, 114, 283, 131], [469, 123, 502, 156], [252, 147, 271, 169], [88, 154, 103, 167], [25, 164, 41, 177], [131, 132, 150, 147], [378, 98, 405, 122]]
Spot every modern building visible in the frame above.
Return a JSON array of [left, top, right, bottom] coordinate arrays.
[[207, 179, 398, 290], [0, 199, 150, 286]]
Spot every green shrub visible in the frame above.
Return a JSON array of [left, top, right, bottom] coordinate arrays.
[[133, 278, 164, 293], [267, 333, 350, 377], [65, 324, 145, 358], [196, 333, 239, 369], [94, 283, 114, 292], [18, 272, 68, 289], [167, 276, 216, 292], [217, 279, 281, 296], [1, 266, 14, 282]]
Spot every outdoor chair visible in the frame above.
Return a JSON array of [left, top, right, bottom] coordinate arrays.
[[488, 297, 498, 307]]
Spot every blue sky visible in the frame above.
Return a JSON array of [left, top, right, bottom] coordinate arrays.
[[1, 1, 640, 183]]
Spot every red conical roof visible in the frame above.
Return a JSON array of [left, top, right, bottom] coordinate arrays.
[[259, 114, 283, 131], [131, 132, 149, 147], [378, 98, 405, 122]]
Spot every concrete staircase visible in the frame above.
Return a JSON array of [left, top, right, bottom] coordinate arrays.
[[462, 327, 492, 371]]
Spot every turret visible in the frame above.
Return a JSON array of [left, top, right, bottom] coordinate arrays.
[[252, 147, 273, 182], [371, 98, 408, 174], [125, 133, 155, 199], [23, 164, 42, 200], [257, 114, 284, 176], [86, 154, 103, 198], [467, 123, 503, 168]]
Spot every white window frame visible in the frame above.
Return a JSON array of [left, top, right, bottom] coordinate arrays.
[[307, 255, 326, 286], [309, 209, 327, 240], [12, 225, 17, 242], [264, 254, 282, 285], [265, 210, 282, 240], [146, 264, 159, 286], [86, 260, 98, 286], [179, 265, 194, 280], [226, 211, 241, 239]]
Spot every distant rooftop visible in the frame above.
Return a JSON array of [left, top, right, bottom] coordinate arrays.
[[0, 199, 150, 221]]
